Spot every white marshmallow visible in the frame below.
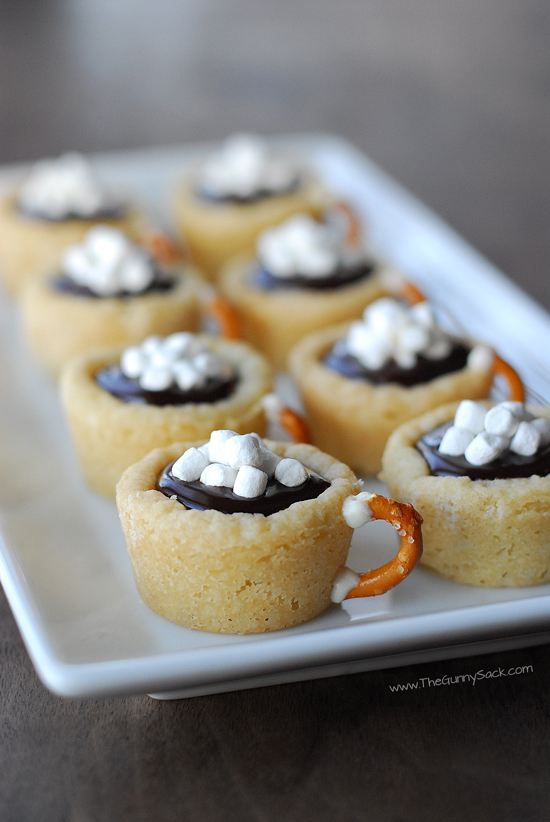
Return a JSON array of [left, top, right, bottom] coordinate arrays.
[[233, 465, 268, 498], [424, 337, 452, 360], [208, 429, 238, 464], [120, 346, 146, 378], [172, 360, 202, 391], [162, 332, 206, 359], [364, 298, 409, 334], [531, 417, 550, 446], [257, 446, 282, 477], [509, 421, 542, 457], [464, 432, 508, 465], [274, 458, 308, 487], [500, 401, 534, 422], [172, 448, 210, 482], [454, 400, 487, 434], [194, 351, 230, 379], [225, 434, 264, 470], [330, 567, 361, 603], [409, 301, 436, 330], [484, 406, 520, 437], [200, 463, 238, 488], [139, 366, 173, 391], [342, 492, 376, 529], [438, 426, 475, 456], [467, 345, 494, 372]]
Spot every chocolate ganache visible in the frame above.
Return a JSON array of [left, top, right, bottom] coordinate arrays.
[[252, 261, 374, 292], [157, 462, 330, 515], [51, 267, 176, 299], [17, 202, 126, 223], [323, 339, 471, 387], [95, 367, 238, 406], [417, 421, 550, 480], [196, 178, 300, 206]]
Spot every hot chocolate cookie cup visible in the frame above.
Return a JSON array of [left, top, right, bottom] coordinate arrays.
[[116, 440, 360, 633], [219, 256, 389, 370], [289, 323, 493, 476], [22, 267, 203, 380], [380, 402, 550, 587], [60, 337, 272, 499], [171, 173, 328, 281], [0, 194, 144, 298]]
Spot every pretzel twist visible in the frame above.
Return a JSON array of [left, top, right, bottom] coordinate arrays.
[[201, 294, 241, 340], [333, 200, 362, 247], [278, 407, 311, 444], [345, 494, 423, 598]]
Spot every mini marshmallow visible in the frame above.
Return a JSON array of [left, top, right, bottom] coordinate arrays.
[[200, 463, 238, 488], [162, 332, 206, 359], [233, 465, 268, 498], [256, 447, 282, 477], [139, 366, 173, 391], [438, 426, 475, 456], [464, 432, 508, 466], [509, 421, 542, 457], [330, 567, 361, 604], [172, 448, 210, 482], [454, 400, 487, 435], [225, 434, 264, 470], [120, 346, 146, 378], [208, 429, 238, 464], [531, 417, 550, 447], [274, 458, 307, 487], [484, 405, 520, 438], [424, 338, 452, 360], [342, 492, 376, 529], [172, 360, 204, 391], [409, 301, 436, 330], [467, 345, 494, 372], [500, 401, 534, 422]]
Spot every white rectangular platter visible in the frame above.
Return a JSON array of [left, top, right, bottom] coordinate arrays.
[[2, 135, 550, 700]]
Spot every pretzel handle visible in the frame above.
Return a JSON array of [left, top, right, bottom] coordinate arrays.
[[200, 293, 241, 340], [278, 407, 310, 443], [332, 200, 362, 247], [139, 230, 183, 266], [492, 354, 525, 402], [343, 493, 423, 599]]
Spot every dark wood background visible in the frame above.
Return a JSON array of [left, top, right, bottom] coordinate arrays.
[[1, 1, 550, 819]]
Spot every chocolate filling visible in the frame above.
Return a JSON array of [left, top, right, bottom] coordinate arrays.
[[50, 267, 176, 299], [416, 421, 550, 479], [251, 261, 375, 292], [195, 177, 300, 205], [17, 202, 126, 223], [95, 366, 238, 406], [323, 340, 471, 387], [156, 462, 330, 515]]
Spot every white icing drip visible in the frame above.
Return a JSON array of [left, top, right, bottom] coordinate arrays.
[[343, 298, 454, 371], [199, 134, 300, 199], [18, 153, 124, 220], [61, 226, 155, 296], [256, 214, 365, 279], [119, 333, 234, 392]]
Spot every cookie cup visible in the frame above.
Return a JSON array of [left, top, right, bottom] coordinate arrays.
[[60, 337, 272, 499], [289, 323, 494, 475], [219, 256, 390, 370], [380, 402, 550, 587], [0, 193, 144, 297], [171, 174, 328, 281], [116, 440, 360, 633], [22, 267, 203, 380]]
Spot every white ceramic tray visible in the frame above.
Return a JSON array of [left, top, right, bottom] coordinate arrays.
[[2, 135, 550, 700]]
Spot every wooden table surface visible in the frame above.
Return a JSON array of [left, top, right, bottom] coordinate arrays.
[[1, 1, 550, 819]]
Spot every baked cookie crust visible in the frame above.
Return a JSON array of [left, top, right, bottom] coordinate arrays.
[[60, 336, 272, 499], [171, 173, 328, 280], [380, 402, 550, 587], [289, 323, 494, 475], [22, 268, 203, 380], [116, 440, 360, 633], [219, 256, 390, 370], [0, 193, 144, 297]]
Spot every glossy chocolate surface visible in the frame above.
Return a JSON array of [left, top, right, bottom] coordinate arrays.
[[251, 261, 374, 292], [323, 340, 471, 387], [50, 268, 176, 299], [156, 462, 331, 515], [417, 420, 550, 479], [95, 366, 238, 406]]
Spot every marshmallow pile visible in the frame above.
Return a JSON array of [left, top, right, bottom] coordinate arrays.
[[18, 153, 123, 220], [171, 431, 310, 499], [199, 134, 299, 200], [119, 333, 235, 393], [341, 298, 492, 371], [439, 400, 550, 465], [257, 214, 364, 279], [61, 226, 156, 296]]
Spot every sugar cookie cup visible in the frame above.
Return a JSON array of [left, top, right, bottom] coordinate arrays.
[[218, 255, 390, 370], [21, 267, 203, 380], [380, 401, 550, 587], [60, 337, 272, 499], [289, 322, 495, 476], [116, 440, 361, 633], [171, 173, 329, 281], [0, 193, 144, 298]]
